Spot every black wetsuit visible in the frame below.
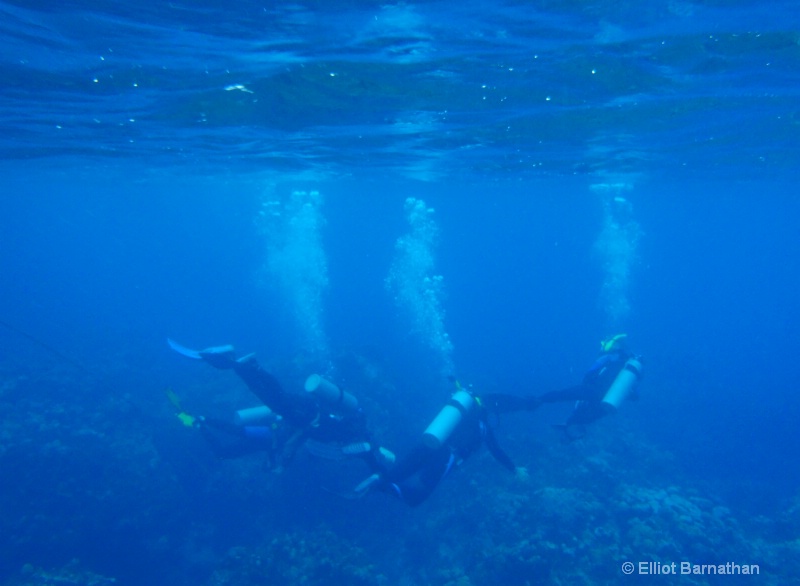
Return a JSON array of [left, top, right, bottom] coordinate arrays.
[[382, 394, 516, 507], [234, 358, 319, 428], [545, 350, 637, 428], [544, 350, 633, 404], [230, 357, 386, 471], [482, 352, 633, 414], [198, 416, 279, 461], [481, 350, 640, 438]]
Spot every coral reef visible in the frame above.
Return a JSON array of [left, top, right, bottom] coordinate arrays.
[[7, 561, 116, 586], [206, 529, 383, 586]]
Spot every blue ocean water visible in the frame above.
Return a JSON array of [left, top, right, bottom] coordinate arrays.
[[1, 0, 799, 585]]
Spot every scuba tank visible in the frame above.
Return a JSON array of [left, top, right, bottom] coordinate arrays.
[[304, 374, 359, 414], [601, 357, 643, 410], [422, 390, 474, 449], [235, 405, 278, 425]]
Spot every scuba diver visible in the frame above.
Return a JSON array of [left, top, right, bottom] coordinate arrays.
[[354, 380, 526, 507], [167, 387, 285, 464], [484, 334, 643, 441], [167, 339, 394, 473]]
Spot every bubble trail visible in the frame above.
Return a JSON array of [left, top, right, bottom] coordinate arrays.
[[386, 197, 454, 376]]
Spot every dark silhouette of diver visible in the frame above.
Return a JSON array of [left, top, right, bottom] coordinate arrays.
[[168, 339, 394, 473], [482, 334, 643, 441], [166, 387, 284, 463], [355, 381, 525, 506]]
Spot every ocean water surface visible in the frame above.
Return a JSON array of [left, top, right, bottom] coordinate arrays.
[[1, 0, 799, 584]]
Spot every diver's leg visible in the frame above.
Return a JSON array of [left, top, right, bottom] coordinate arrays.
[[194, 344, 295, 415], [384, 442, 434, 484], [354, 443, 446, 501], [359, 445, 396, 474], [232, 357, 318, 428], [392, 449, 454, 506], [198, 418, 266, 459]]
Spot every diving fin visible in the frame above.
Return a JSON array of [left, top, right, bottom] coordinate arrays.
[[165, 388, 199, 428], [177, 412, 198, 427], [168, 338, 237, 369], [165, 387, 183, 410], [167, 338, 202, 359]]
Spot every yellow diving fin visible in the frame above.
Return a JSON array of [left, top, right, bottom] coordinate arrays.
[[177, 412, 197, 427], [165, 388, 196, 427], [165, 387, 183, 411]]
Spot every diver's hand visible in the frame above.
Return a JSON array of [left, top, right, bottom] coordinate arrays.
[[514, 466, 530, 481]]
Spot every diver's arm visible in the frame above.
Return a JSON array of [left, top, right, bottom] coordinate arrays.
[[234, 359, 318, 428], [481, 393, 540, 413], [540, 384, 593, 403], [483, 425, 516, 473]]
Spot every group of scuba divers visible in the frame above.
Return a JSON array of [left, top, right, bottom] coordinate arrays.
[[167, 334, 642, 507]]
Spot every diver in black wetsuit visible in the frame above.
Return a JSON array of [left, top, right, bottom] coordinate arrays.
[[482, 334, 643, 441], [179, 410, 279, 461], [355, 384, 524, 506], [168, 339, 394, 473]]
